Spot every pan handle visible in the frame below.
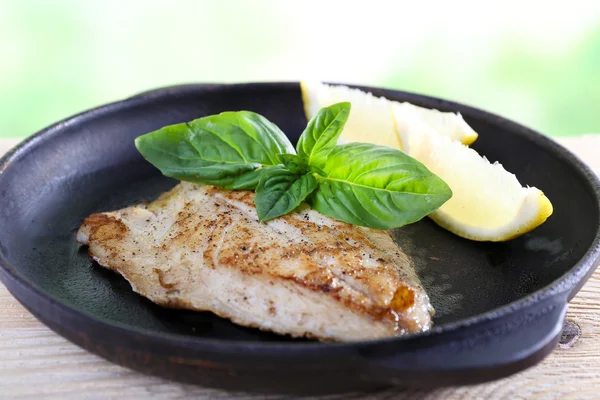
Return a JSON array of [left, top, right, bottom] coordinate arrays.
[[360, 298, 568, 386], [126, 83, 223, 101]]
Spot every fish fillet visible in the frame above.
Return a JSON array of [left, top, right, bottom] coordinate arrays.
[[76, 182, 434, 341]]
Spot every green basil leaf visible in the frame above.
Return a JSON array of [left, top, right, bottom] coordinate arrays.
[[309, 143, 452, 229], [296, 102, 351, 168], [134, 111, 295, 190], [277, 154, 309, 174], [255, 166, 318, 221]]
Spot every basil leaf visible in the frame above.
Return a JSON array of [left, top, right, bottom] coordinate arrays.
[[309, 143, 452, 229], [277, 154, 309, 174], [296, 102, 351, 168], [255, 166, 317, 221], [135, 111, 295, 190]]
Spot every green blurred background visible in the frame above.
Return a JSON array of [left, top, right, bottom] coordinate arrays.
[[2, 0, 599, 139]]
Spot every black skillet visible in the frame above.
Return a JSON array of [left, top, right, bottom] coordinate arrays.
[[0, 83, 599, 395]]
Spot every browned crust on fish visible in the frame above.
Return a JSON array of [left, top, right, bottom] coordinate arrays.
[[77, 183, 433, 341]]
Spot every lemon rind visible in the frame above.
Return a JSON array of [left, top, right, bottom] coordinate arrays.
[[429, 189, 553, 242]]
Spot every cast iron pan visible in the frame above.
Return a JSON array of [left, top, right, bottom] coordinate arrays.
[[0, 83, 599, 395]]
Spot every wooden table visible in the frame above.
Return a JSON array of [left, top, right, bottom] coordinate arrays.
[[1, 137, 599, 399]]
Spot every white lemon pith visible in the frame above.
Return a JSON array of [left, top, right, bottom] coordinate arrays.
[[300, 81, 478, 147], [300, 80, 553, 241]]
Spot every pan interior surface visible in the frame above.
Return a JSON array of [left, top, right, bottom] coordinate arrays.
[[0, 83, 597, 343]]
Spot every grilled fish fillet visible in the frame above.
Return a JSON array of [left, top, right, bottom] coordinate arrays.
[[76, 182, 433, 341]]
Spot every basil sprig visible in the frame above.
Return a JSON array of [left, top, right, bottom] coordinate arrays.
[[135, 102, 452, 229]]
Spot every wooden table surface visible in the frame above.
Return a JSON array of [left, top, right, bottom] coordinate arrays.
[[1, 136, 599, 399]]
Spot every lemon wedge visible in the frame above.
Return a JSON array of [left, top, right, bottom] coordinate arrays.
[[300, 81, 478, 148], [392, 105, 553, 241], [301, 80, 552, 241]]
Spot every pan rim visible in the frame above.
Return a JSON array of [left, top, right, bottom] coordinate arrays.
[[1, 81, 599, 353]]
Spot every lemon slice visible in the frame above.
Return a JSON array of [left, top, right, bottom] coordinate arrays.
[[301, 81, 402, 149], [392, 105, 553, 241], [300, 81, 478, 148]]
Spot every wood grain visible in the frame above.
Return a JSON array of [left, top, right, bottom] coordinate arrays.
[[1, 136, 600, 399]]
